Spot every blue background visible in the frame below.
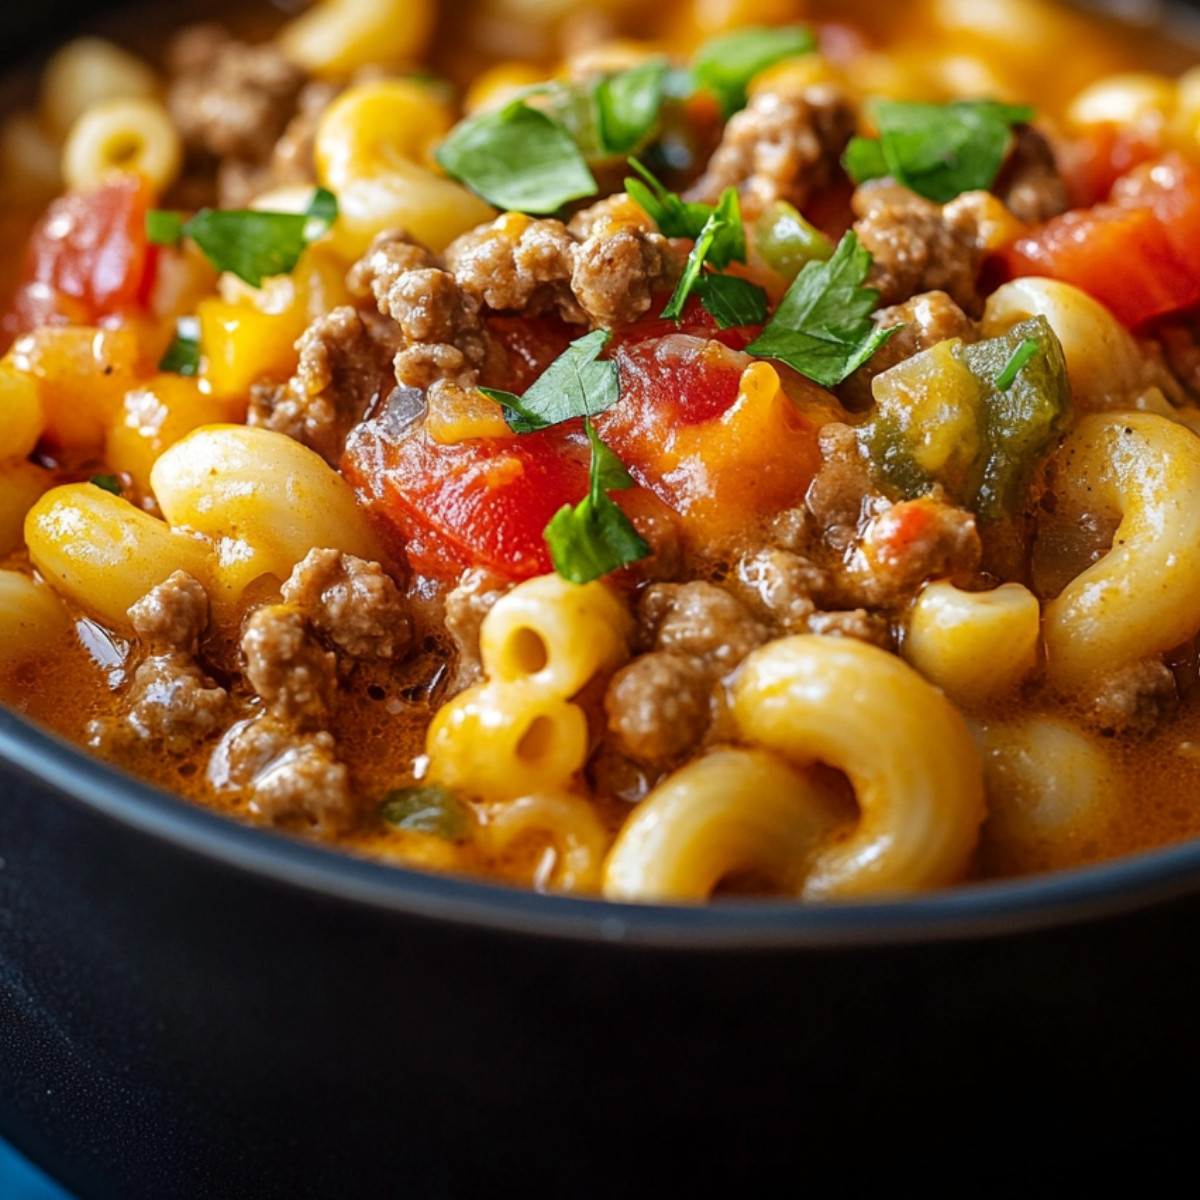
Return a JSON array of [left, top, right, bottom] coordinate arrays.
[[0, 1137, 75, 1199]]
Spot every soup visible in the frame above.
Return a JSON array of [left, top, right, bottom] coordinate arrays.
[[3, 0, 1200, 901]]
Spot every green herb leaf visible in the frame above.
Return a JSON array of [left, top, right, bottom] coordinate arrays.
[[994, 338, 1039, 391], [435, 100, 597, 213], [694, 273, 768, 328], [380, 784, 471, 840], [625, 159, 713, 240], [145, 209, 184, 245], [148, 188, 339, 287], [594, 59, 669, 155], [746, 230, 899, 387], [844, 98, 1036, 204], [625, 163, 744, 268], [158, 316, 201, 376], [691, 25, 817, 119], [545, 420, 650, 583], [479, 330, 619, 433], [88, 474, 121, 495], [661, 187, 745, 320]]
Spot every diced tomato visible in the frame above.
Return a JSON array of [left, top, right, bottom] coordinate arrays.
[[1059, 125, 1160, 210], [484, 314, 578, 394], [610, 293, 761, 353], [996, 155, 1200, 328], [343, 421, 592, 580], [3, 175, 158, 342], [595, 335, 823, 543]]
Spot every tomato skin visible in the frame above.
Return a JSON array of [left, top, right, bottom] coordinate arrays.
[[596, 335, 823, 543], [4, 175, 158, 340], [343, 421, 593, 580], [997, 156, 1200, 328]]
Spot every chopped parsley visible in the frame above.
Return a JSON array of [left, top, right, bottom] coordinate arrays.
[[625, 160, 744, 266], [479, 330, 620, 432], [844, 98, 1036, 204], [436, 100, 597, 213], [88, 474, 121, 495], [380, 784, 471, 840], [690, 25, 817, 119], [544, 420, 650, 584], [745, 231, 900, 387], [146, 187, 338, 287], [994, 338, 1040, 391], [593, 59, 670, 155], [436, 61, 670, 214], [661, 187, 745, 319], [158, 316, 201, 376], [694, 274, 769, 329]]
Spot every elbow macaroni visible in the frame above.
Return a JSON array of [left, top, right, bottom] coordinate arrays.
[[61, 96, 181, 193], [277, 0, 434, 79], [1042, 413, 1200, 691], [603, 748, 840, 903], [730, 635, 986, 898]]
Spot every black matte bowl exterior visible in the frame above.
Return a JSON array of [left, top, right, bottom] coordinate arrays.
[[4, 710, 1200, 1196]]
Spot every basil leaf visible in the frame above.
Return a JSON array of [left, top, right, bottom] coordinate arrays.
[[845, 99, 1036, 204], [594, 59, 668, 155], [691, 25, 817, 119], [545, 421, 650, 584], [746, 230, 899, 387], [479, 330, 619, 433], [148, 188, 339, 287], [380, 784, 471, 840], [435, 100, 597, 213], [89, 474, 121, 495], [994, 338, 1039, 391], [695, 274, 768, 328], [158, 316, 201, 376]]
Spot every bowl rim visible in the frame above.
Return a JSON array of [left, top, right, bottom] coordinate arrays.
[[5, 706, 1200, 950]]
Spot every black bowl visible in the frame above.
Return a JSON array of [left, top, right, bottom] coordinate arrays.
[[6, 2, 1200, 1194]]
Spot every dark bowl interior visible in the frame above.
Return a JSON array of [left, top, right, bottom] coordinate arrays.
[[5, 0, 1200, 1194]]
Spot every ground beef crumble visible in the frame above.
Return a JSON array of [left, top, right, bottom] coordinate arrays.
[[687, 84, 858, 220], [87, 572, 228, 754]]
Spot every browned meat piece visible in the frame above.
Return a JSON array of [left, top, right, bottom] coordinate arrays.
[[806, 609, 891, 647], [687, 85, 858, 219], [89, 572, 228, 753], [167, 32, 306, 163], [641, 581, 767, 674], [1087, 659, 1178, 734], [837, 290, 979, 411], [249, 306, 398, 464], [852, 181, 983, 315], [852, 498, 982, 608], [805, 422, 886, 552], [281, 549, 412, 661], [567, 194, 654, 240], [443, 568, 511, 690], [444, 216, 675, 330], [217, 716, 351, 832], [730, 547, 827, 632], [604, 652, 712, 764], [119, 656, 230, 750], [445, 217, 581, 321], [242, 605, 337, 726], [991, 125, 1068, 224], [347, 230, 504, 397], [129, 570, 210, 652], [570, 227, 674, 329]]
